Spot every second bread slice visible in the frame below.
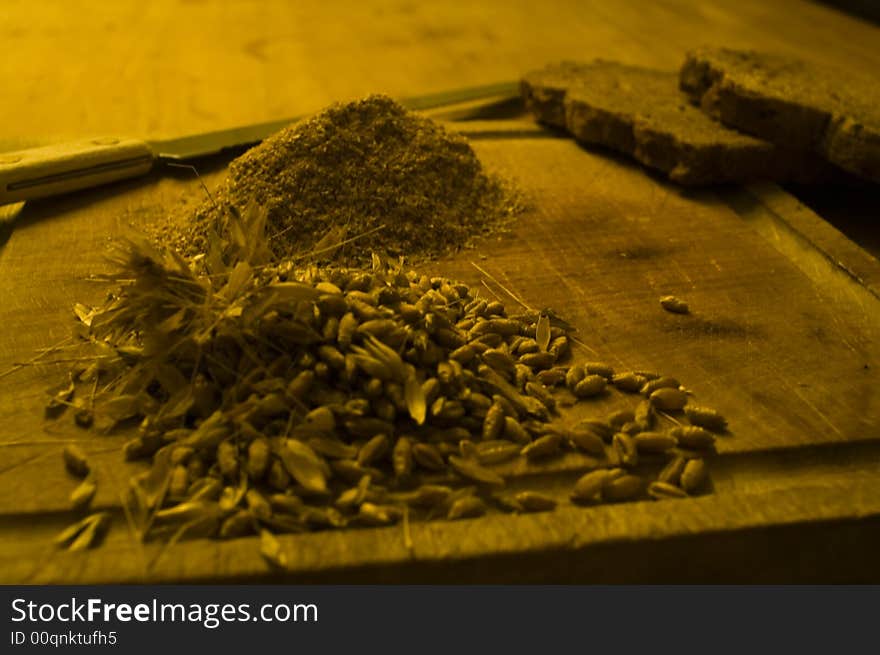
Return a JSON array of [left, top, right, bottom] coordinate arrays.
[[680, 47, 880, 183]]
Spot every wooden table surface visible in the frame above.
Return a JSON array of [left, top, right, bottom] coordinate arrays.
[[4, 0, 880, 148], [1, 0, 879, 583]]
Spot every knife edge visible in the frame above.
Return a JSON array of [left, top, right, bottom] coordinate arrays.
[[151, 80, 520, 160], [1, 81, 521, 205]]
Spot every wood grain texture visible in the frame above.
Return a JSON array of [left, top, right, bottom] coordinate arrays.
[[743, 182, 880, 298], [2, 0, 880, 147], [5, 475, 880, 583], [436, 137, 880, 452], [0, 127, 878, 582]]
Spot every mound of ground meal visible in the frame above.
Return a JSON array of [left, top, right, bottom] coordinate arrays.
[[175, 95, 519, 265]]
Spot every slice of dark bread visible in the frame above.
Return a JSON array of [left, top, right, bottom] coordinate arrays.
[[680, 47, 880, 183], [521, 60, 831, 186], [521, 61, 600, 129]]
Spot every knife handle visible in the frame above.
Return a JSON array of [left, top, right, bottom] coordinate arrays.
[[0, 137, 154, 205]]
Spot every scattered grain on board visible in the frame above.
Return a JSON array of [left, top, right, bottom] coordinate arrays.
[[41, 98, 735, 553], [660, 296, 690, 314], [54, 512, 111, 552], [48, 236, 729, 545], [69, 478, 97, 510], [62, 445, 90, 478]]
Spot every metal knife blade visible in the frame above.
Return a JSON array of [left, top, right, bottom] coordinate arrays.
[[0, 81, 519, 205]]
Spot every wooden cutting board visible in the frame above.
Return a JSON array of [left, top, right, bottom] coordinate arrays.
[[1, 120, 878, 583]]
